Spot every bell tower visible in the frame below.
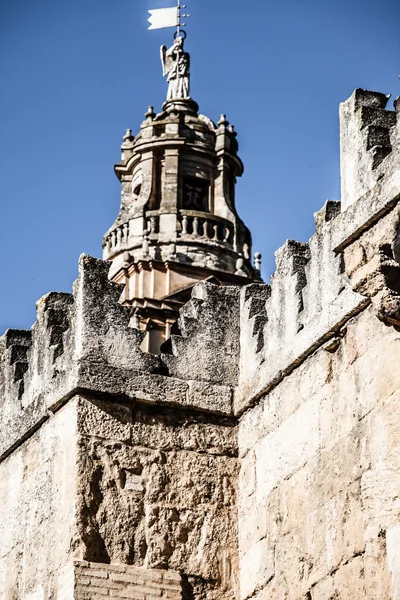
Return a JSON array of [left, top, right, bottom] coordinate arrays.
[[102, 33, 261, 353]]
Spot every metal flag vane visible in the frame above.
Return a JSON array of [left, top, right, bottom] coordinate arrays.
[[148, 1, 192, 102], [148, 0, 191, 37]]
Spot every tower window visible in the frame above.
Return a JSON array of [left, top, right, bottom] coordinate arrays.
[[182, 177, 209, 212], [133, 183, 142, 199]]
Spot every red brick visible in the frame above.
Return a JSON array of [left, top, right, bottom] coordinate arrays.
[[76, 577, 91, 586], [84, 569, 109, 579], [139, 570, 164, 584], [87, 562, 111, 571]]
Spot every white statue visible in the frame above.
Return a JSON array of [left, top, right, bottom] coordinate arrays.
[[160, 36, 190, 101]]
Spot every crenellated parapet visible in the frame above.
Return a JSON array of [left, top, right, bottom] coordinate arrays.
[[161, 281, 241, 387], [0, 255, 160, 460], [0, 258, 240, 463], [340, 88, 400, 211], [230, 88, 400, 414], [235, 199, 367, 413]]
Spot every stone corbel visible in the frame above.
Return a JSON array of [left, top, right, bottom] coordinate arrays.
[[343, 204, 400, 330]]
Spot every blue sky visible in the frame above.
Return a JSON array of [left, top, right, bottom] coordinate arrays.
[[0, 0, 399, 333]]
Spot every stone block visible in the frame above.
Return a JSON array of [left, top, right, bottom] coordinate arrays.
[[239, 538, 274, 600], [355, 336, 400, 419], [387, 525, 400, 600], [255, 398, 320, 501]]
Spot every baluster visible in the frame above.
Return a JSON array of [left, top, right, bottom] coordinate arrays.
[[193, 217, 199, 236], [224, 227, 231, 243], [202, 219, 208, 237], [182, 215, 188, 234], [150, 217, 157, 234], [254, 252, 262, 272], [111, 231, 117, 249], [213, 224, 219, 241], [142, 233, 149, 256], [107, 236, 112, 252], [123, 223, 128, 242], [117, 227, 122, 245]]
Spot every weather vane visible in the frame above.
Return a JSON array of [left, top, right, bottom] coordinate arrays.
[[148, 1, 191, 101]]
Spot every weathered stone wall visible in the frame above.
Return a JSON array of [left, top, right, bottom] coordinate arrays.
[[238, 304, 400, 599], [340, 89, 399, 211], [72, 396, 238, 600], [0, 400, 77, 599], [0, 256, 239, 600], [0, 395, 238, 600]]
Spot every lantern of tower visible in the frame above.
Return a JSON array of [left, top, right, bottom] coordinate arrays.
[[103, 42, 261, 353]]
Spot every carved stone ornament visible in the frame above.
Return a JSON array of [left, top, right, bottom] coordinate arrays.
[[160, 36, 190, 100], [344, 204, 400, 331]]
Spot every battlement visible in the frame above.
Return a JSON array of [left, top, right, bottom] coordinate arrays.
[[340, 88, 400, 211], [216, 88, 399, 414], [0, 258, 238, 462]]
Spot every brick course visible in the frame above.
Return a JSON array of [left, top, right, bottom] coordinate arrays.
[[69, 562, 182, 600]]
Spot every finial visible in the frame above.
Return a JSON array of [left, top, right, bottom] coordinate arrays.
[[218, 114, 229, 127], [145, 106, 155, 120], [121, 129, 134, 161], [123, 129, 134, 143], [254, 252, 262, 273]]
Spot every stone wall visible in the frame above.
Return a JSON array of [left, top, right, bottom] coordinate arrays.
[[1, 88, 400, 599], [72, 396, 238, 600], [0, 257, 239, 599], [0, 394, 238, 600], [238, 304, 400, 599], [234, 88, 400, 600], [0, 400, 77, 599]]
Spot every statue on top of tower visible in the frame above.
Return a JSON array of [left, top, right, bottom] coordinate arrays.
[[160, 36, 190, 100]]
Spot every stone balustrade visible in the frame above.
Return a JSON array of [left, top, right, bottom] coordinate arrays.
[[104, 214, 160, 254], [103, 210, 238, 260], [178, 210, 234, 246], [104, 222, 130, 253]]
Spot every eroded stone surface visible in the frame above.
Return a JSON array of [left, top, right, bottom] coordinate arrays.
[[238, 306, 400, 599]]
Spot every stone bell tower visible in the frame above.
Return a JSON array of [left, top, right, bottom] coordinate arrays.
[[103, 36, 261, 352]]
